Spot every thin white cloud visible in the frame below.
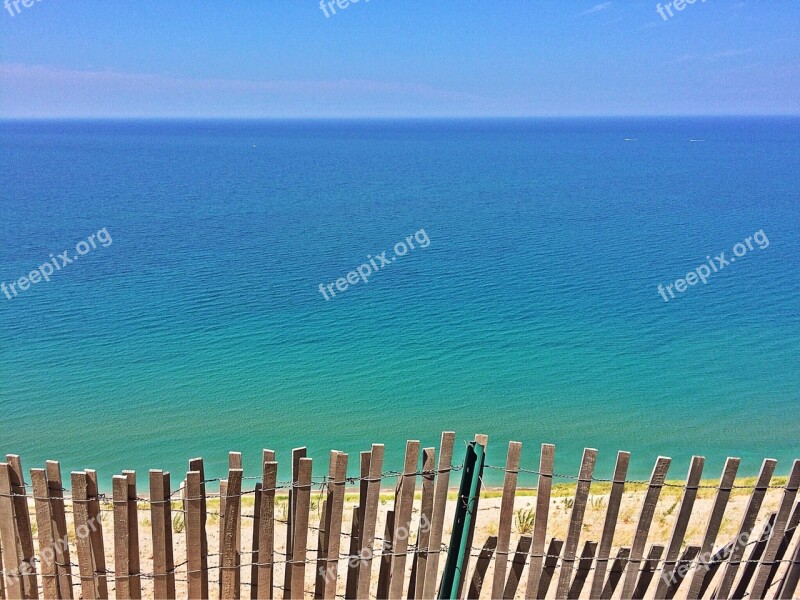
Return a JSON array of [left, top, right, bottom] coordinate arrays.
[[708, 48, 754, 60], [579, 2, 612, 17]]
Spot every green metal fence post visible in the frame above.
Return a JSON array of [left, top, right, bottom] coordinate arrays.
[[438, 441, 485, 599]]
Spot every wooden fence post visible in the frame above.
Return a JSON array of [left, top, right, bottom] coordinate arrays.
[[185, 471, 204, 600], [525, 443, 556, 599], [749, 460, 800, 599], [491, 441, 522, 600], [590, 450, 630, 599], [221, 468, 243, 600], [30, 469, 57, 600], [150, 470, 175, 600], [188, 458, 209, 599], [323, 452, 348, 600], [555, 448, 597, 599], [421, 431, 455, 600], [6, 456, 37, 599], [44, 461, 72, 599], [0, 463, 23, 600], [410, 447, 436, 599], [283, 447, 307, 600], [619, 456, 671, 599], [122, 471, 141, 600], [685, 457, 740, 599], [250, 449, 274, 600], [356, 444, 384, 599], [388, 441, 420, 599], [290, 459, 312, 600], [70, 471, 97, 599], [715, 457, 776, 598], [112, 475, 132, 600], [652, 455, 704, 599], [256, 459, 277, 599], [84, 470, 108, 599]]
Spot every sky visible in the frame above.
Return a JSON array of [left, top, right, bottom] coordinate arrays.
[[0, 0, 798, 118]]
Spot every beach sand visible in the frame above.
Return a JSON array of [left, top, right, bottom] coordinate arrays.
[[21, 479, 795, 599]]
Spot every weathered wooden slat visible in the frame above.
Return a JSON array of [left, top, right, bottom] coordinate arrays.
[[283, 447, 307, 600], [0, 463, 24, 599], [589, 450, 630, 599], [315, 452, 338, 600], [121, 471, 141, 600], [652, 455, 705, 599], [30, 469, 57, 600], [252, 482, 264, 599], [376, 510, 395, 600], [696, 540, 733, 599], [491, 441, 522, 600], [252, 449, 275, 600], [525, 443, 556, 599], [421, 431, 455, 600], [600, 547, 630, 600], [219, 476, 228, 598], [344, 506, 362, 600], [84, 470, 108, 600], [112, 475, 132, 600], [685, 457, 740, 599], [188, 458, 208, 600], [388, 440, 420, 599], [323, 452, 348, 600], [732, 513, 776, 599], [465, 536, 497, 600], [150, 470, 176, 600], [760, 501, 800, 597], [221, 468, 243, 600], [750, 461, 800, 598], [228, 453, 243, 593], [410, 447, 435, 600], [185, 471, 204, 600], [632, 544, 663, 599], [70, 471, 96, 599], [45, 461, 73, 599], [777, 513, 800, 599], [290, 458, 312, 600], [256, 459, 277, 600], [356, 444, 384, 599], [567, 540, 597, 600], [715, 457, 777, 599], [6, 456, 37, 599], [345, 451, 371, 598], [0, 513, 4, 600], [555, 448, 598, 599], [407, 545, 419, 600], [619, 456, 671, 599], [664, 545, 699, 600], [502, 535, 532, 600], [537, 538, 564, 599]]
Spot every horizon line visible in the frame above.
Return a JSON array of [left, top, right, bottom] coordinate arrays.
[[2, 114, 800, 121]]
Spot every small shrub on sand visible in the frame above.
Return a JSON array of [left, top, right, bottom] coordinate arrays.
[[173, 513, 185, 534], [515, 508, 536, 534]]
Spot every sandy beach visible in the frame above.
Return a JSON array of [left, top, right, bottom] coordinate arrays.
[[20, 477, 795, 599]]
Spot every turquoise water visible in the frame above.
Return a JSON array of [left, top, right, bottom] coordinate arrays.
[[1, 118, 799, 488]]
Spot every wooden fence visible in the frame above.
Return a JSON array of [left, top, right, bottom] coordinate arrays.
[[0, 432, 799, 599]]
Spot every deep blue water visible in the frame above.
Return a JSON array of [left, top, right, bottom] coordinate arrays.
[[1, 118, 798, 489]]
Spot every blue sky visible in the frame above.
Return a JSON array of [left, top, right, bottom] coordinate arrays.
[[1, 0, 798, 117]]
